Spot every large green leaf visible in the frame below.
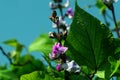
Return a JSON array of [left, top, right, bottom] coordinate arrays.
[[0, 69, 19, 80], [20, 71, 63, 80], [20, 71, 44, 80], [65, 2, 115, 71], [112, 38, 120, 60], [29, 34, 54, 55]]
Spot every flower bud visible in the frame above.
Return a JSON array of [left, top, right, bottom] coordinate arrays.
[[56, 64, 62, 72], [49, 2, 57, 9], [65, 7, 74, 19], [65, 60, 81, 74]]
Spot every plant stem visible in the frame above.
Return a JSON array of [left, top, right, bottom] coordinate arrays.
[[64, 71, 70, 80], [58, 4, 69, 80], [102, 10, 110, 27], [0, 46, 13, 64], [111, 4, 120, 38], [81, 70, 91, 80], [57, 4, 64, 44], [61, 54, 70, 80], [58, 4, 64, 18], [57, 22, 60, 33]]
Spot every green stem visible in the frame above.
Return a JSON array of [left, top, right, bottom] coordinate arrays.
[[57, 22, 60, 33], [81, 70, 91, 80], [0, 46, 13, 64], [111, 4, 120, 38], [58, 4, 64, 18], [102, 10, 110, 27]]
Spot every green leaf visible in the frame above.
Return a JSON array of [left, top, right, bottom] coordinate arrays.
[[2, 39, 24, 64], [20, 71, 64, 80], [117, 77, 120, 80], [69, 74, 88, 80], [2, 39, 23, 48], [108, 56, 120, 77], [112, 38, 120, 60], [95, 0, 106, 13], [65, 2, 114, 71], [95, 70, 105, 79], [2, 39, 24, 54], [20, 71, 44, 80], [0, 69, 18, 80], [0, 65, 6, 70], [29, 34, 54, 55], [10, 54, 46, 77]]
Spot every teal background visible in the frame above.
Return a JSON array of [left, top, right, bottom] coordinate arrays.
[[0, 0, 120, 65]]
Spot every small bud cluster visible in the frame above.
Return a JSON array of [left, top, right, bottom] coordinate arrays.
[[49, 0, 69, 10], [48, 0, 81, 74]]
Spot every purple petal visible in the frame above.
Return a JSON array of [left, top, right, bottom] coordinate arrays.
[[67, 7, 72, 13], [49, 52, 57, 59], [67, 8, 74, 15], [50, 43, 68, 59], [59, 47, 68, 54], [56, 64, 61, 72], [56, 43, 62, 47], [53, 50, 58, 54], [49, 53, 54, 59]]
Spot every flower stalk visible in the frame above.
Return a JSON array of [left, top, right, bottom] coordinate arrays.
[[111, 4, 120, 37], [48, 0, 81, 79], [0, 46, 13, 64]]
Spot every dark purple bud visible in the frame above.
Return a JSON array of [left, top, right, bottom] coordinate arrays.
[[65, 7, 74, 19], [56, 64, 61, 72]]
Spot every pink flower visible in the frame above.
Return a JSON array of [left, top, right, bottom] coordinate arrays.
[[49, 43, 68, 59], [65, 7, 74, 19]]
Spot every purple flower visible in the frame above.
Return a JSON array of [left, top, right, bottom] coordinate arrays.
[[65, 7, 74, 19], [49, 43, 68, 59], [56, 64, 61, 72], [65, 60, 81, 73], [56, 60, 81, 73]]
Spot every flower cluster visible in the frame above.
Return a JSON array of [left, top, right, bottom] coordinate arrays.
[[48, 0, 81, 74], [49, 43, 68, 60], [49, 42, 81, 74]]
